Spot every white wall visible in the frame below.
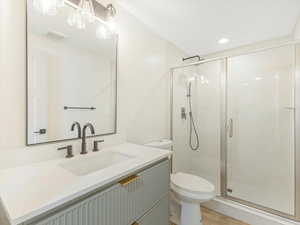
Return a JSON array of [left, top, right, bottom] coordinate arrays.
[[115, 2, 186, 144], [294, 15, 300, 40], [0, 0, 185, 166], [0, 0, 26, 150]]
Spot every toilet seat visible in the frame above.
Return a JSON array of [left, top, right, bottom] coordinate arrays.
[[170, 172, 215, 202], [171, 172, 214, 194]]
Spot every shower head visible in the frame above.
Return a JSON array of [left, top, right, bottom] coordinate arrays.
[[186, 74, 199, 86], [176, 73, 199, 91], [187, 76, 196, 84], [187, 82, 192, 97], [186, 76, 196, 97]]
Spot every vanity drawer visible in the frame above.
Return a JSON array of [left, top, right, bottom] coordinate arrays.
[[24, 159, 170, 225], [119, 159, 170, 224], [134, 195, 170, 225]]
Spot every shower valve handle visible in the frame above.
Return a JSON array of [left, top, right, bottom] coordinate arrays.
[[228, 119, 233, 138], [181, 107, 187, 120]]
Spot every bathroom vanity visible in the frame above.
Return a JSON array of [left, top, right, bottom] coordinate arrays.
[[0, 143, 171, 225]]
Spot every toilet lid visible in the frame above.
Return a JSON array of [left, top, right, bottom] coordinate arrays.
[[171, 172, 215, 194]]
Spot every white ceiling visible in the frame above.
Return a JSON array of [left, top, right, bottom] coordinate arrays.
[[116, 0, 300, 55]]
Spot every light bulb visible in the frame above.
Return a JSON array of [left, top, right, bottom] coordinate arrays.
[[68, 10, 86, 29], [77, 18, 86, 29], [67, 0, 96, 30], [105, 4, 117, 33], [79, 0, 95, 23], [218, 38, 229, 44], [106, 4, 116, 20], [67, 12, 76, 26], [96, 25, 111, 39], [107, 20, 116, 33], [33, 0, 64, 15], [56, 0, 65, 8], [33, 0, 52, 15]]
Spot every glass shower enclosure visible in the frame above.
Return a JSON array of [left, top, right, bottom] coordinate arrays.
[[170, 44, 299, 220]]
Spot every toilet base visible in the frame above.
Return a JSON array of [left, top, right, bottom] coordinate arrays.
[[180, 201, 202, 225], [170, 191, 204, 225]]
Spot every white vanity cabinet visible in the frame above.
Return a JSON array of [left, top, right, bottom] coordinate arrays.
[[21, 159, 170, 225]]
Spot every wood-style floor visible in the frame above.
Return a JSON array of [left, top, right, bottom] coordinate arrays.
[[172, 207, 250, 225]]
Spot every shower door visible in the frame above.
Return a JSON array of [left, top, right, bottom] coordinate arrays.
[[171, 59, 225, 194], [225, 45, 296, 215]]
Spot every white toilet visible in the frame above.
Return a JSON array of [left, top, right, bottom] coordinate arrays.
[[145, 139, 216, 225]]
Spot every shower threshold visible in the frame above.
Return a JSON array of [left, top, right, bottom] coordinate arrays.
[[204, 197, 300, 225]]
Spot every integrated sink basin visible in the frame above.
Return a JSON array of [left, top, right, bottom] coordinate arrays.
[[59, 151, 134, 176]]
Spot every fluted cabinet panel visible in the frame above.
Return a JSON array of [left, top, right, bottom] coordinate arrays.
[[23, 160, 170, 225]]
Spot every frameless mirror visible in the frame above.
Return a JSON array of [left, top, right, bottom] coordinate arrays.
[[26, 0, 117, 145]]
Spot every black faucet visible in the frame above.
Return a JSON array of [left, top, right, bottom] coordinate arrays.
[[71, 121, 81, 138], [58, 145, 74, 158], [81, 123, 95, 154]]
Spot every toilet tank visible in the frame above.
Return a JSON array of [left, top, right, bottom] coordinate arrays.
[[144, 139, 173, 150]]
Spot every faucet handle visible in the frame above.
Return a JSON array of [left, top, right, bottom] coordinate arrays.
[[58, 145, 74, 158], [93, 140, 104, 152]]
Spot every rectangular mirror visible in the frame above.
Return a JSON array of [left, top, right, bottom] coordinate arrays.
[[26, 0, 117, 145]]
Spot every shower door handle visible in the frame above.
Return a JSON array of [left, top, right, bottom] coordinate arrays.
[[228, 119, 233, 138]]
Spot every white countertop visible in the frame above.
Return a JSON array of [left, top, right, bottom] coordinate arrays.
[[0, 143, 172, 225]]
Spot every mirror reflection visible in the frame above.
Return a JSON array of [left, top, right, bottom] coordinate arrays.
[[27, 1, 117, 145]]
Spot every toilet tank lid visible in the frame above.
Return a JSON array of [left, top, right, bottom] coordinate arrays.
[[144, 139, 173, 149]]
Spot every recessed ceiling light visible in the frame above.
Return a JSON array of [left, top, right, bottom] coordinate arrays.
[[218, 38, 229, 44]]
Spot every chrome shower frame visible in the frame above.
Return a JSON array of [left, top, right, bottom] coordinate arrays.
[[170, 40, 300, 222]]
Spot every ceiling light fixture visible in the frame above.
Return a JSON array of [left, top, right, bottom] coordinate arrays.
[[32, 0, 117, 39], [33, 0, 65, 16], [96, 4, 117, 39], [67, 0, 95, 29], [96, 25, 110, 39], [218, 38, 229, 44], [105, 4, 117, 33]]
